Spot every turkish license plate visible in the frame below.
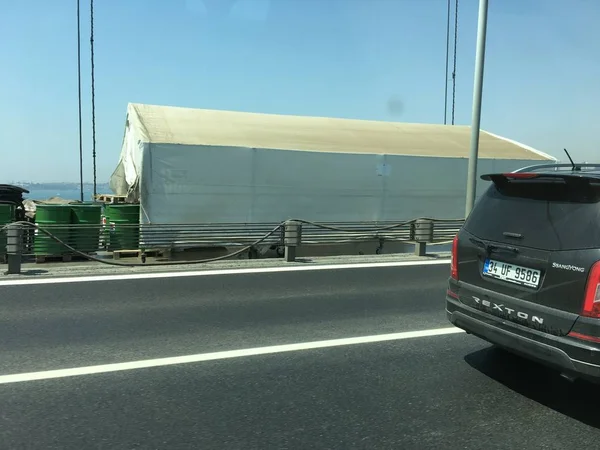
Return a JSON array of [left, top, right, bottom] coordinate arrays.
[[483, 258, 541, 288]]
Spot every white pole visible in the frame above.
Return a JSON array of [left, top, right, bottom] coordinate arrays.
[[465, 0, 489, 216]]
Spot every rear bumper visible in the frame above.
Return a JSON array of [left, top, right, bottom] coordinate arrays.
[[446, 296, 600, 381]]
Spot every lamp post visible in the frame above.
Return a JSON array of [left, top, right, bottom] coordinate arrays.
[[465, 0, 489, 216]]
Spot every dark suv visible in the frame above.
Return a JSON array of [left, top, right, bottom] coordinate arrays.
[[446, 163, 600, 382]]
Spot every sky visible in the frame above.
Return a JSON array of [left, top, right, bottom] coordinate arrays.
[[0, 0, 598, 182]]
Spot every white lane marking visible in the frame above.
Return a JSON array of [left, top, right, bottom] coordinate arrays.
[[0, 327, 464, 384], [0, 259, 450, 287]]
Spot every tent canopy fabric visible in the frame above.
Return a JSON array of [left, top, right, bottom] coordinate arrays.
[[126, 103, 556, 161]]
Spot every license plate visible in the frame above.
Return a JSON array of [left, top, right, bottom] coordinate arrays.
[[482, 258, 541, 288]]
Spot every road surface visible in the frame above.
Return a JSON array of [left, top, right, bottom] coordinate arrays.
[[1, 261, 599, 449]]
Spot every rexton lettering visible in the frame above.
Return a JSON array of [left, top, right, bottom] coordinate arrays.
[[473, 296, 544, 324]]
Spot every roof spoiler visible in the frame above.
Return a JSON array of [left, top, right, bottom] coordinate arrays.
[[512, 163, 600, 173], [481, 171, 600, 183], [481, 162, 600, 182]]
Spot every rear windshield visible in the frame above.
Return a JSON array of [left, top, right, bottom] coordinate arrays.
[[465, 177, 600, 251]]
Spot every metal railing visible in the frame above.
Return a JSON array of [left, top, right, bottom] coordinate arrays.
[[130, 218, 463, 249], [1, 217, 464, 270]]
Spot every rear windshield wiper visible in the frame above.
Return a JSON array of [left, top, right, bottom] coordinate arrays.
[[469, 237, 519, 255]]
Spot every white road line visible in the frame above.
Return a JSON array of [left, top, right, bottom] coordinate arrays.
[[0, 259, 450, 286], [0, 327, 464, 384]]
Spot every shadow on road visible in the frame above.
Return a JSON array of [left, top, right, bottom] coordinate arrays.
[[7, 269, 48, 276], [465, 346, 600, 429]]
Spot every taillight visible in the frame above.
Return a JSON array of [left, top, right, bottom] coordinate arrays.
[[451, 235, 459, 280], [582, 261, 600, 318]]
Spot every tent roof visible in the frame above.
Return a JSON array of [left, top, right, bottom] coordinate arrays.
[[126, 103, 555, 161]]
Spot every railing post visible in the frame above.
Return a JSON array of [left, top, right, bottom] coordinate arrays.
[[5, 223, 23, 275], [283, 220, 302, 262], [413, 219, 434, 257]]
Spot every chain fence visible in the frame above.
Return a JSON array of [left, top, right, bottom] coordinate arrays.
[[1, 217, 464, 267]]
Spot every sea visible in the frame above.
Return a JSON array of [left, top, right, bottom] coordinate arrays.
[[20, 184, 111, 202], [25, 190, 97, 202]]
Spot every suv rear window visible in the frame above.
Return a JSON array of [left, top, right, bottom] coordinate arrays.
[[464, 176, 600, 251]]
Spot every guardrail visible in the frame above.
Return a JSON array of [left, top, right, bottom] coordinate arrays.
[[1, 217, 464, 272], [130, 219, 462, 247]]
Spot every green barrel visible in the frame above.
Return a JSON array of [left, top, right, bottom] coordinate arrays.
[[70, 204, 102, 253], [105, 204, 140, 251], [0, 203, 16, 257], [34, 204, 72, 256]]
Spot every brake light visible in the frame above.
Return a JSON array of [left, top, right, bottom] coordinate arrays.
[[501, 172, 539, 179], [582, 261, 600, 318], [451, 235, 459, 280], [567, 331, 600, 344], [447, 288, 459, 299]]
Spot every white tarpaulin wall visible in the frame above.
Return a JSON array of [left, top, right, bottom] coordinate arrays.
[[108, 103, 557, 248], [114, 142, 550, 224]]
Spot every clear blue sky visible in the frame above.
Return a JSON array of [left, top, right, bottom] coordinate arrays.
[[1, 0, 598, 182]]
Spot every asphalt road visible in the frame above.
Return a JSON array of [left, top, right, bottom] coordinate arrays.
[[2, 262, 600, 449]]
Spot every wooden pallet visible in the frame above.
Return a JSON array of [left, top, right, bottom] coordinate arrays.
[[35, 254, 73, 263], [34, 253, 95, 264], [112, 249, 140, 260], [94, 194, 127, 204], [112, 249, 160, 260]]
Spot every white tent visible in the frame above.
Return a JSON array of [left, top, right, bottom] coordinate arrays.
[[110, 103, 556, 224]]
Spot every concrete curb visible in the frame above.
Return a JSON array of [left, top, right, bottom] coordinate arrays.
[[2, 251, 451, 280]]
